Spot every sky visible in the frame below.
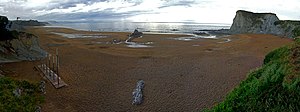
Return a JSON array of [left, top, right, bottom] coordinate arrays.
[[0, 0, 299, 23]]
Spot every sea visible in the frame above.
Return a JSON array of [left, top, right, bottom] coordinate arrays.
[[48, 21, 231, 35], [47, 21, 232, 47]]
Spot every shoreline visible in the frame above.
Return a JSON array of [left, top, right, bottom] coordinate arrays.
[[2, 27, 293, 111], [42, 25, 227, 35], [42, 22, 231, 37]]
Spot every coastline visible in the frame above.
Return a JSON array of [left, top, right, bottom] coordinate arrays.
[[2, 26, 293, 111], [46, 21, 231, 37]]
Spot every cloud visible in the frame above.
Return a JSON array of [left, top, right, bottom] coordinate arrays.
[[159, 0, 196, 8], [0, 0, 299, 23], [35, 0, 162, 21], [36, 9, 152, 21]]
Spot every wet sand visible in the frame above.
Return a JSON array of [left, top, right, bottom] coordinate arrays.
[[2, 27, 293, 111]]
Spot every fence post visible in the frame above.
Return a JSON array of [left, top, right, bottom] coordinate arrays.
[[56, 48, 60, 87], [47, 54, 50, 77], [52, 55, 55, 81]]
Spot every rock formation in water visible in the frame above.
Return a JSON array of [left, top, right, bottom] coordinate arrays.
[[0, 16, 47, 63], [230, 10, 300, 38], [126, 29, 143, 42]]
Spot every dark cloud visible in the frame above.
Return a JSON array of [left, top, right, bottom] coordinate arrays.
[[36, 8, 156, 21], [34, 0, 107, 10], [0, 0, 157, 20], [37, 12, 120, 21], [125, 0, 143, 6], [159, 0, 196, 8], [11, 0, 28, 2], [159, 0, 216, 9], [56, 4, 77, 9], [0, 0, 230, 22], [41, 0, 143, 11], [33, 0, 156, 21]]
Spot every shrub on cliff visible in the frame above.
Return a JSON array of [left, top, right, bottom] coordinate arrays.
[[0, 16, 8, 29], [0, 16, 17, 41], [0, 77, 44, 111], [206, 39, 300, 111]]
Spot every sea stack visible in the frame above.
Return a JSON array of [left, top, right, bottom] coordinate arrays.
[[229, 10, 283, 35]]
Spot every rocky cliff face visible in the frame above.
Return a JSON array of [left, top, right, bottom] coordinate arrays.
[[274, 20, 300, 37], [10, 20, 48, 31], [0, 32, 47, 63], [230, 10, 284, 35], [0, 16, 47, 63], [230, 10, 300, 38]]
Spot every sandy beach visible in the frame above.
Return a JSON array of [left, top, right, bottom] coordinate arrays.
[[2, 27, 293, 111]]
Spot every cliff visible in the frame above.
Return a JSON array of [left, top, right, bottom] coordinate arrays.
[[230, 10, 300, 38], [12, 20, 48, 26], [0, 16, 47, 63], [274, 20, 300, 37], [0, 32, 48, 62], [9, 20, 49, 31]]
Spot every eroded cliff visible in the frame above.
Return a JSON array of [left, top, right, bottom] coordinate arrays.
[[230, 10, 300, 38], [0, 16, 47, 63]]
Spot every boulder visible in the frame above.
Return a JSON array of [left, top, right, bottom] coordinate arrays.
[[132, 80, 145, 105], [39, 81, 46, 94]]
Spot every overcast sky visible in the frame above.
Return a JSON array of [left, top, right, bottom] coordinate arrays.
[[0, 0, 299, 23]]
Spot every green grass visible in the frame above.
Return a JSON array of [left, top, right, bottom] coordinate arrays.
[[206, 39, 300, 111], [0, 77, 44, 112]]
